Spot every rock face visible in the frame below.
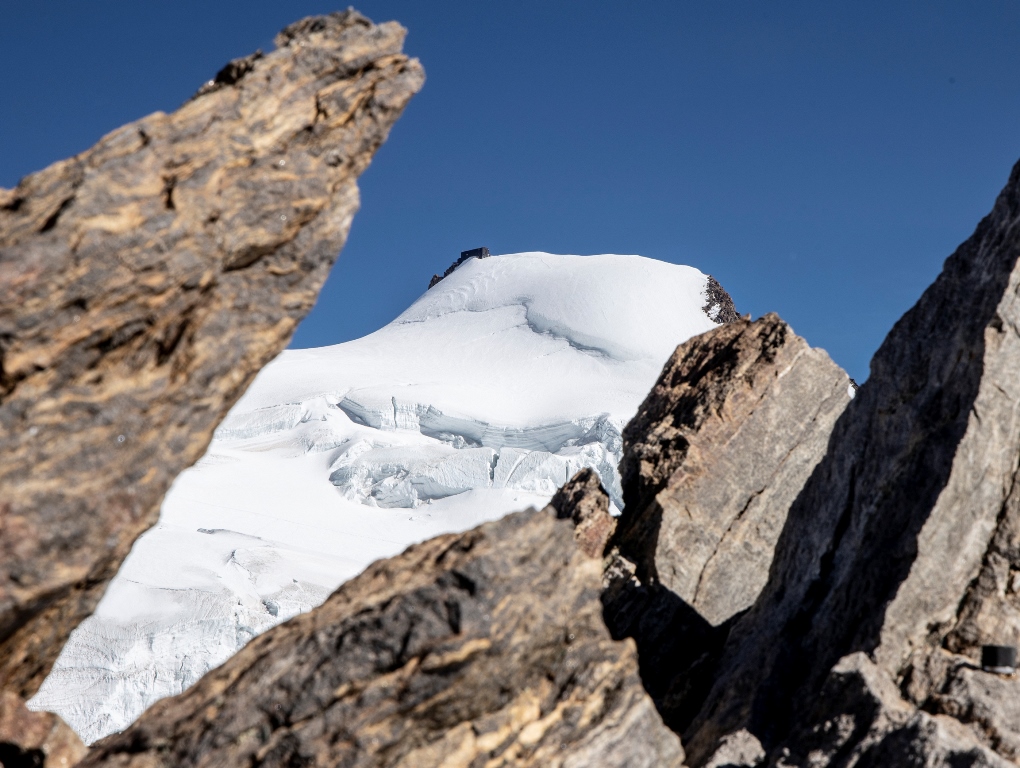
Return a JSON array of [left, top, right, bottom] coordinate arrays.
[[81, 500, 684, 768], [0, 7, 422, 708], [603, 314, 851, 733], [614, 314, 850, 625], [549, 467, 618, 558], [682, 158, 1020, 765]]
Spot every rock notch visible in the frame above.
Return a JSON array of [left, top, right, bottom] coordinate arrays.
[[0, 7, 422, 710]]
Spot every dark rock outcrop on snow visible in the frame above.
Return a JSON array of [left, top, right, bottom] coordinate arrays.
[[428, 247, 491, 289], [603, 314, 850, 734], [682, 158, 1020, 766], [703, 275, 739, 324], [81, 504, 683, 768], [0, 8, 422, 711]]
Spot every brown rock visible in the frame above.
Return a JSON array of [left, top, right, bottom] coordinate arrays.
[[601, 314, 849, 734], [0, 8, 422, 701], [0, 691, 85, 768], [683, 158, 1020, 765], [80, 507, 684, 768]]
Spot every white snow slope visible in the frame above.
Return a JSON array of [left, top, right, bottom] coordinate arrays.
[[31, 252, 722, 742]]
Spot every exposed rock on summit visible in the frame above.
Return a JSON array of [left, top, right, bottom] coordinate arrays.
[[81, 504, 683, 768], [428, 246, 491, 289], [0, 7, 422, 712], [702, 276, 739, 324]]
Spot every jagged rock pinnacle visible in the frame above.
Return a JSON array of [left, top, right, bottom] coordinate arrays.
[[0, 9, 422, 707]]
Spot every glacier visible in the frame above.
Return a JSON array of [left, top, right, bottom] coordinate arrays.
[[30, 252, 724, 742]]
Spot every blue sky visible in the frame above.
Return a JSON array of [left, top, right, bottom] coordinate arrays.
[[3, 2, 1019, 381]]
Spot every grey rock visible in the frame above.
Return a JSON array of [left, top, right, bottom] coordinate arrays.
[[614, 313, 850, 626], [930, 662, 1020, 761], [0, 9, 422, 703], [704, 729, 765, 768], [771, 654, 1011, 768], [684, 158, 1020, 765]]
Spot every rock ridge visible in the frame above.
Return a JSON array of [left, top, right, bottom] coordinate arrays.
[[603, 313, 850, 735]]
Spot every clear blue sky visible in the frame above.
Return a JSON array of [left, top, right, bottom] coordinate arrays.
[[3, 2, 1019, 381]]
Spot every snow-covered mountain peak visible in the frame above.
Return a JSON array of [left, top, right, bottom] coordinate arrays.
[[396, 252, 715, 362], [32, 252, 729, 742]]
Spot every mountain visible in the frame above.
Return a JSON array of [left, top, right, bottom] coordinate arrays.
[[31, 251, 732, 742], [81, 157, 1020, 767]]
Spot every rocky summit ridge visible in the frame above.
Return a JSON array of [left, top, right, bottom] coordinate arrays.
[[0, 8, 421, 763]]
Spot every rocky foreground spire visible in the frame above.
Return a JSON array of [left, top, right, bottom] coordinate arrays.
[[0, 8, 422, 726], [683, 158, 1020, 765]]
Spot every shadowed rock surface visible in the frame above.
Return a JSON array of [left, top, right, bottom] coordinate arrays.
[[80, 506, 683, 768], [0, 7, 422, 709], [683, 158, 1020, 766], [602, 314, 850, 734], [0, 691, 85, 768]]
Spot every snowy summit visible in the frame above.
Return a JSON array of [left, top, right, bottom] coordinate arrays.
[[32, 252, 728, 741]]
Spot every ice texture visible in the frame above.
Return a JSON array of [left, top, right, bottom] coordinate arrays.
[[31, 252, 722, 742]]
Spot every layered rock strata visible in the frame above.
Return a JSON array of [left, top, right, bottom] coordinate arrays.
[[683, 158, 1020, 765], [603, 314, 851, 732], [0, 7, 422, 710], [81, 498, 684, 768]]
